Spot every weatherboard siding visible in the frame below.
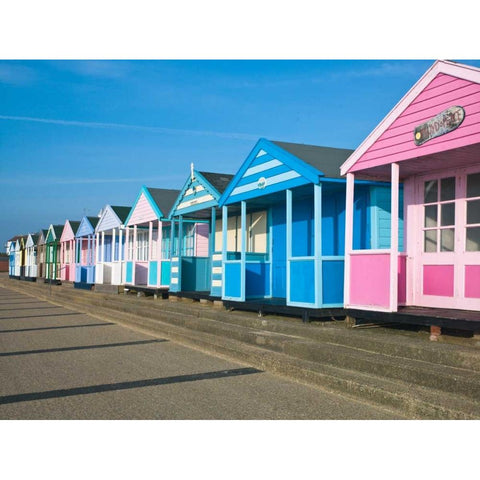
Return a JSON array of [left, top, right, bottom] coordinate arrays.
[[195, 223, 209, 256], [225, 151, 310, 204], [127, 193, 158, 225], [97, 207, 122, 231], [352, 73, 480, 172]]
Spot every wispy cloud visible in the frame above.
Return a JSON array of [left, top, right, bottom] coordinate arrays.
[[0, 114, 259, 140], [54, 60, 132, 79], [0, 63, 37, 85], [0, 175, 185, 186], [324, 61, 424, 81]]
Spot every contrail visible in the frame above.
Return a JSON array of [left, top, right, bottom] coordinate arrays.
[[0, 114, 259, 141]]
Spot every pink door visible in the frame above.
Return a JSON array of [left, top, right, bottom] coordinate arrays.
[[414, 166, 480, 311]]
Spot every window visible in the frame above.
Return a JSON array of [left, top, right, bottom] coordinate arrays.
[[183, 223, 195, 256], [224, 210, 268, 253], [423, 177, 456, 252], [136, 230, 149, 261], [466, 172, 480, 252]]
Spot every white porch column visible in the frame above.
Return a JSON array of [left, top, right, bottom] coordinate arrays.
[[157, 220, 162, 285], [125, 226, 130, 261], [148, 221, 153, 261], [101, 231, 105, 263], [118, 228, 123, 261], [344, 172, 355, 306], [132, 225, 137, 285], [112, 228, 116, 262], [390, 162, 399, 312], [95, 233, 100, 264]]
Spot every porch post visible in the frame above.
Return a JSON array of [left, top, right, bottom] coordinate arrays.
[[390, 162, 399, 312], [148, 221, 153, 261], [132, 225, 137, 285], [210, 206, 216, 257], [314, 183, 323, 307], [118, 228, 122, 262], [221, 205, 228, 298], [125, 226, 129, 262], [101, 231, 105, 263], [344, 172, 355, 306], [170, 219, 175, 259], [240, 201, 246, 301], [178, 216, 183, 257], [286, 189, 292, 304], [210, 207, 216, 293], [112, 228, 116, 262], [157, 220, 162, 286]]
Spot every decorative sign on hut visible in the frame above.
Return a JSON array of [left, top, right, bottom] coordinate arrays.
[[414, 106, 465, 146]]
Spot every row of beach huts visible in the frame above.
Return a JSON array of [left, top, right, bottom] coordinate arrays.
[[6, 61, 480, 336]]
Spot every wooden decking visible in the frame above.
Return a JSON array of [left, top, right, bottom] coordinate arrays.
[[223, 298, 345, 323], [346, 306, 480, 331]]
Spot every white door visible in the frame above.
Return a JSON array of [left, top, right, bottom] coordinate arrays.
[[414, 166, 480, 310]]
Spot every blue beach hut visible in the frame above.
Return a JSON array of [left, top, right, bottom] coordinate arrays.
[[168, 166, 233, 298], [218, 138, 401, 315], [75, 216, 99, 287]]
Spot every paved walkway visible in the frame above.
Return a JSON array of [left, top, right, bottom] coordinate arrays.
[[0, 287, 402, 419]]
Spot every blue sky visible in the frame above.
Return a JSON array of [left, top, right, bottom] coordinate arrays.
[[1, 59, 480, 250]]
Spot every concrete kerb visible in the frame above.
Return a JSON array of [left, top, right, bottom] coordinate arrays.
[[1, 277, 480, 419]]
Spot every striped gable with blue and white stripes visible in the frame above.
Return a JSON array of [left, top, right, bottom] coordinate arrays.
[[219, 138, 327, 206], [169, 170, 232, 217]]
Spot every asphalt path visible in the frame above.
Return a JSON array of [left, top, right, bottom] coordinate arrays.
[[0, 286, 400, 419]]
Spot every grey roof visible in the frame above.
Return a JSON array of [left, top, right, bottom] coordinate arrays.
[[111, 206, 131, 223], [52, 225, 64, 238], [86, 216, 99, 229], [271, 140, 354, 179], [68, 221, 81, 235], [200, 172, 234, 195], [30, 234, 39, 244], [146, 188, 181, 218]]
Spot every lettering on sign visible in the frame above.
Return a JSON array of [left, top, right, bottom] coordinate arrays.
[[414, 106, 465, 146]]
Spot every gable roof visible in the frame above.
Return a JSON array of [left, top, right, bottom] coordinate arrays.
[[75, 216, 99, 237], [146, 188, 180, 217], [69, 221, 81, 234], [219, 138, 354, 205], [341, 60, 480, 175], [199, 172, 234, 194], [46, 225, 64, 243], [169, 170, 234, 217], [111, 206, 131, 223], [125, 186, 181, 225], [271, 141, 353, 179]]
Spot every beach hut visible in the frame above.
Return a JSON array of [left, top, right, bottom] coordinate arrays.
[[6, 237, 19, 278], [45, 224, 64, 282], [25, 233, 38, 281], [124, 186, 180, 293], [74, 216, 99, 287], [59, 220, 80, 282], [341, 60, 480, 336], [218, 138, 397, 318], [94, 205, 131, 286], [16, 236, 28, 279], [168, 166, 233, 298], [36, 229, 48, 280]]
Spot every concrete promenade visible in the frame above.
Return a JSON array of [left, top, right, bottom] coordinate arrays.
[[0, 286, 401, 419]]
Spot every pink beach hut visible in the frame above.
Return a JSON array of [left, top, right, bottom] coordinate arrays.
[[59, 220, 80, 282], [341, 60, 480, 335]]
